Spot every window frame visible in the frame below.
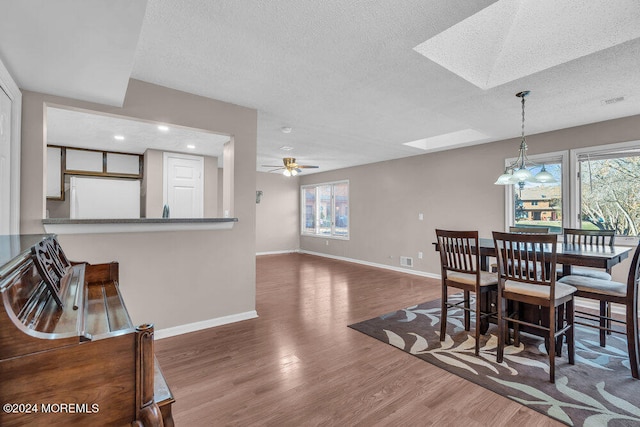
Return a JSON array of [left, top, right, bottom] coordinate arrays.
[[300, 180, 350, 240], [503, 150, 569, 233], [570, 140, 640, 246]]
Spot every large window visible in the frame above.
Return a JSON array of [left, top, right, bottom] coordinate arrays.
[[301, 180, 349, 238], [504, 142, 640, 243], [506, 152, 568, 234], [574, 143, 640, 239]]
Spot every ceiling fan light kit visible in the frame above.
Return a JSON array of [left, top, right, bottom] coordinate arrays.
[[262, 157, 319, 177]]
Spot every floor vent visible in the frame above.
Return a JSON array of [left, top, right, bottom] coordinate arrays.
[[400, 256, 413, 268]]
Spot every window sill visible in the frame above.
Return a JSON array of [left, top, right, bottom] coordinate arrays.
[[300, 234, 349, 240], [42, 218, 238, 234]]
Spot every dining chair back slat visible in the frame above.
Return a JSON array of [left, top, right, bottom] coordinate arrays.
[[563, 228, 615, 247], [440, 232, 478, 275]]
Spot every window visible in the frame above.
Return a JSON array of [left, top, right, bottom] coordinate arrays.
[[573, 142, 640, 239], [301, 180, 349, 238], [504, 143, 640, 244], [506, 151, 568, 234]]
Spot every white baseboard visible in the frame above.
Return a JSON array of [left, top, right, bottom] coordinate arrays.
[[256, 249, 300, 256], [155, 310, 258, 340], [299, 250, 441, 280]]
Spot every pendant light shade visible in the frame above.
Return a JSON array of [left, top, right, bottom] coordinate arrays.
[[534, 164, 555, 183], [512, 166, 534, 182], [495, 91, 557, 187], [494, 169, 514, 185]]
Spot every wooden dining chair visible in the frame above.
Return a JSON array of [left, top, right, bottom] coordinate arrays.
[[493, 231, 576, 383], [435, 229, 498, 355], [558, 228, 616, 346], [560, 228, 616, 280], [491, 226, 550, 273], [558, 242, 640, 379]]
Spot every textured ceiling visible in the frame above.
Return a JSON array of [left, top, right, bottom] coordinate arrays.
[[46, 107, 229, 160], [2, 0, 640, 175], [0, 0, 146, 106]]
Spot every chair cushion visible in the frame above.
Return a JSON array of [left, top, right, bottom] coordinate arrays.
[[558, 275, 626, 297], [447, 271, 498, 287], [556, 266, 612, 280], [504, 280, 576, 300]]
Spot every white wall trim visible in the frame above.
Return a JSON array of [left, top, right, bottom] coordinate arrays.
[[155, 310, 258, 339], [0, 57, 22, 234], [299, 250, 441, 280], [256, 249, 299, 256]]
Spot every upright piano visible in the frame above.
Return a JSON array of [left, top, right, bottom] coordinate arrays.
[[0, 234, 174, 426]]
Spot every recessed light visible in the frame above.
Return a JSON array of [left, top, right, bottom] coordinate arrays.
[[187, 144, 196, 149], [158, 125, 169, 132], [114, 135, 125, 141], [280, 145, 294, 151], [281, 127, 292, 134]]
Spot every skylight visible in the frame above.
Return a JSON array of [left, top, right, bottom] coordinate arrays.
[[413, 0, 640, 89], [403, 129, 489, 151]]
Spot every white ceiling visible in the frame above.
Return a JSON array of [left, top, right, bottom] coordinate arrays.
[[2, 0, 640, 175], [46, 107, 230, 160]]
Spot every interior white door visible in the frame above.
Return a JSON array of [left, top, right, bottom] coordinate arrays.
[[163, 153, 204, 218], [0, 87, 11, 234]]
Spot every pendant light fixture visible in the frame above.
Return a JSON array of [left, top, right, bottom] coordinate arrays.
[[494, 91, 557, 189]]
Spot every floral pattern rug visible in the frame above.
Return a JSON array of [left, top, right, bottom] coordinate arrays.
[[349, 295, 640, 426]]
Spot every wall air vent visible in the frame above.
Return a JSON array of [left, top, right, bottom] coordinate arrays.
[[601, 96, 625, 105], [400, 256, 413, 268]]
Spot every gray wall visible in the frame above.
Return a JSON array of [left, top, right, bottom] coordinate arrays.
[[299, 114, 640, 283], [21, 79, 258, 330], [255, 171, 300, 254]]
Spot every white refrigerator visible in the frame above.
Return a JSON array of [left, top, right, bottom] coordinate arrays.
[[70, 176, 141, 219]]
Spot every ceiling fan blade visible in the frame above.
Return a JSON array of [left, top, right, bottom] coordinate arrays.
[[266, 167, 285, 172], [298, 165, 319, 168], [262, 165, 283, 168]]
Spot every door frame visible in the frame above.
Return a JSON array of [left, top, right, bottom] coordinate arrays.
[[0, 58, 21, 234]]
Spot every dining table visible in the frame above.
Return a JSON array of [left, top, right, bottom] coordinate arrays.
[[471, 237, 632, 276], [433, 235, 634, 346]]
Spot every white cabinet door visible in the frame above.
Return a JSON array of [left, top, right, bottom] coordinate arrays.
[[163, 153, 204, 218], [46, 146, 63, 199]]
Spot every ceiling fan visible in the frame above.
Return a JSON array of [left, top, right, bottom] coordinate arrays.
[[263, 157, 319, 176]]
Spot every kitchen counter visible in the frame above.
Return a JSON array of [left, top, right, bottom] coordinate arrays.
[[42, 217, 238, 234]]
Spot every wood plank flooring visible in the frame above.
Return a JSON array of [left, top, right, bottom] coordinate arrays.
[[155, 253, 562, 426]]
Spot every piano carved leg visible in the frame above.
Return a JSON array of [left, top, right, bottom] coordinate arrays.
[[134, 324, 164, 427], [132, 403, 164, 427]]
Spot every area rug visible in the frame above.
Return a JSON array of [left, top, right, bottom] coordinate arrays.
[[349, 294, 640, 426]]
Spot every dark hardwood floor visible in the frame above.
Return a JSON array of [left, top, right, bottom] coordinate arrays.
[[155, 253, 561, 426]]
